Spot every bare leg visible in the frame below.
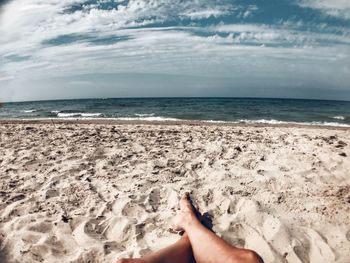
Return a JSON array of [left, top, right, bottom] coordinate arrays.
[[172, 193, 263, 263], [117, 234, 193, 263]]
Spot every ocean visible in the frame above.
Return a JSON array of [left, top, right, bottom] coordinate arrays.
[[1, 98, 350, 126]]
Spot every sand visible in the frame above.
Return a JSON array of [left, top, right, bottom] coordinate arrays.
[[0, 120, 349, 263]]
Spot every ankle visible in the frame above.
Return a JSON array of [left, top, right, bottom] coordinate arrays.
[[182, 212, 199, 231]]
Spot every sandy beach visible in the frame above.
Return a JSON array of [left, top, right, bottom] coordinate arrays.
[[0, 120, 349, 263]]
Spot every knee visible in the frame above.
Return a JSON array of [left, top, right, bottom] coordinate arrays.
[[241, 250, 264, 263]]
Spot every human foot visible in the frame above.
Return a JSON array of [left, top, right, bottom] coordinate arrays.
[[171, 193, 198, 232]]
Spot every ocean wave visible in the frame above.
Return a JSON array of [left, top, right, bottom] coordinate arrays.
[[203, 120, 227, 123], [6, 116, 350, 127], [57, 112, 102, 118], [314, 122, 350, 127], [89, 117, 350, 127], [21, 109, 36, 113], [333, 116, 345, 120], [51, 110, 60, 114], [237, 119, 291, 125], [134, 113, 155, 117], [115, 116, 181, 121], [236, 119, 350, 127]]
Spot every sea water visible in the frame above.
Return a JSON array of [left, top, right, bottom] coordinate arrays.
[[1, 98, 350, 126]]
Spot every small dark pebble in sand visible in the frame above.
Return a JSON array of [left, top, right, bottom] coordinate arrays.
[[234, 146, 242, 152], [61, 215, 71, 223], [338, 140, 347, 145], [336, 141, 347, 148], [339, 152, 347, 157], [277, 194, 285, 204], [257, 169, 265, 175]]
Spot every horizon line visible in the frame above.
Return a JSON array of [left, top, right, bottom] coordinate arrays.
[[2, 96, 350, 104]]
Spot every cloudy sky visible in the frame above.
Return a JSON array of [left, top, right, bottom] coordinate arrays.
[[0, 0, 349, 102]]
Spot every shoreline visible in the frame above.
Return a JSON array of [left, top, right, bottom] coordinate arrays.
[[1, 118, 350, 130]]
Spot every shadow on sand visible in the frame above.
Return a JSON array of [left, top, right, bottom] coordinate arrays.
[[0, 249, 8, 263]]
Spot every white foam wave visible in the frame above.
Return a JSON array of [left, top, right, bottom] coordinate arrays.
[[116, 116, 181, 122], [21, 109, 36, 113], [237, 119, 290, 125], [236, 119, 350, 127], [333, 115, 345, 120], [93, 117, 350, 127], [315, 122, 350, 127], [6, 117, 350, 127], [51, 110, 60, 114], [57, 112, 102, 118], [203, 120, 227, 123], [134, 113, 155, 117]]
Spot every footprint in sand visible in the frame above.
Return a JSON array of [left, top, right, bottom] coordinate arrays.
[[45, 189, 59, 199], [346, 230, 350, 242], [28, 221, 53, 233], [21, 232, 42, 244], [121, 201, 140, 217], [7, 193, 26, 204], [72, 219, 109, 247], [262, 216, 306, 262], [103, 216, 135, 242], [110, 196, 139, 218], [135, 223, 146, 241], [145, 188, 161, 212], [103, 241, 124, 255], [42, 235, 67, 257], [294, 227, 335, 263], [83, 218, 109, 241], [220, 223, 246, 248], [225, 221, 276, 263], [202, 189, 214, 206], [292, 240, 310, 263]]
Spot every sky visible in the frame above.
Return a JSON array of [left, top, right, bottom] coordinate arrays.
[[0, 0, 349, 102]]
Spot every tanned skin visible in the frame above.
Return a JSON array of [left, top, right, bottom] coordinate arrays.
[[117, 193, 263, 263]]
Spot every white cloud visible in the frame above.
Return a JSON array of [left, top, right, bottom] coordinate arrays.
[[181, 9, 229, 20], [0, 0, 234, 54], [214, 23, 350, 45], [297, 0, 350, 19], [0, 0, 349, 101]]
